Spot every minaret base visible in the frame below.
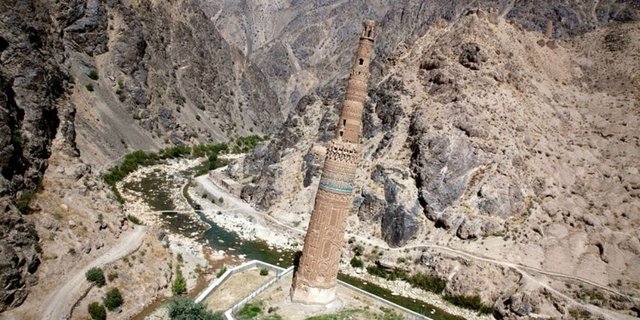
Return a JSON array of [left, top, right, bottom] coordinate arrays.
[[290, 285, 336, 305]]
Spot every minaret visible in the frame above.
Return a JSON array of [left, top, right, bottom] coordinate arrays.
[[290, 20, 375, 305]]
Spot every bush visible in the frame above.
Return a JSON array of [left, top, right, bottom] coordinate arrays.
[[168, 297, 223, 320], [259, 268, 269, 276], [88, 302, 106, 320], [127, 215, 142, 225], [86, 267, 106, 287], [444, 294, 494, 314], [88, 70, 99, 80], [352, 244, 364, 256], [407, 273, 447, 294], [172, 268, 187, 296], [238, 302, 262, 319], [216, 266, 227, 278], [85, 83, 94, 92], [104, 287, 123, 311], [350, 257, 364, 268]]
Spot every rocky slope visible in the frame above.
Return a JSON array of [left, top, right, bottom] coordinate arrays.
[[236, 9, 640, 319], [204, 0, 639, 114], [0, 0, 280, 313]]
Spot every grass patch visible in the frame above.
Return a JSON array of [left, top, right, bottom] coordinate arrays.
[[237, 302, 263, 319]]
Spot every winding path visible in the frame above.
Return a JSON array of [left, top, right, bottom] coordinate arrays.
[[39, 226, 146, 320], [194, 174, 638, 320]]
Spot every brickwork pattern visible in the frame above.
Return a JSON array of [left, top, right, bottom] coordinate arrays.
[[291, 20, 375, 304]]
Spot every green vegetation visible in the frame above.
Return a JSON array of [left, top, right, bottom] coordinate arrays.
[[259, 268, 269, 276], [116, 80, 125, 102], [88, 302, 106, 320], [338, 273, 465, 320], [365, 265, 408, 281], [349, 257, 363, 268], [303, 308, 403, 320], [16, 190, 35, 213], [85, 83, 94, 92], [172, 267, 187, 295], [127, 214, 142, 225], [237, 302, 263, 319], [216, 266, 227, 278], [88, 70, 99, 80], [167, 297, 223, 320], [443, 294, 494, 314], [407, 273, 447, 293], [107, 271, 118, 281], [365, 265, 447, 294], [104, 287, 123, 311], [103, 137, 261, 204], [351, 244, 364, 256], [86, 267, 106, 287], [231, 135, 265, 153]]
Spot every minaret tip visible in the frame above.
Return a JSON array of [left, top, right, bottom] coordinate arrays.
[[362, 20, 375, 39]]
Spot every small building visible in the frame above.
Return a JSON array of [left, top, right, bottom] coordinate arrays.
[[208, 171, 243, 197]]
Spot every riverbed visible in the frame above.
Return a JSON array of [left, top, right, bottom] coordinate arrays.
[[119, 158, 475, 320]]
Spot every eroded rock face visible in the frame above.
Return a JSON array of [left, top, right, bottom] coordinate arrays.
[[0, 0, 72, 311]]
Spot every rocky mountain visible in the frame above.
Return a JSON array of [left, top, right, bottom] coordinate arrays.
[[0, 0, 639, 317], [234, 4, 640, 320]]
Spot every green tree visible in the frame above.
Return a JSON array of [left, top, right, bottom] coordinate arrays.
[[88, 302, 106, 320], [104, 287, 124, 311], [168, 297, 223, 320], [86, 267, 106, 287], [172, 268, 187, 295]]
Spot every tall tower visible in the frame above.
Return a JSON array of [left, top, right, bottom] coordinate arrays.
[[290, 20, 375, 305]]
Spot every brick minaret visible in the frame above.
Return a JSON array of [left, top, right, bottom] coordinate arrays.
[[290, 20, 375, 305]]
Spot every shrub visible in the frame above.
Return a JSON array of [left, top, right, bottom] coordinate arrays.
[[172, 268, 187, 296], [104, 287, 123, 311], [407, 273, 447, 293], [195, 114, 201, 121], [88, 70, 99, 80], [88, 302, 106, 320], [238, 302, 263, 319], [216, 266, 227, 278], [168, 297, 223, 320], [352, 244, 364, 256], [259, 268, 269, 276], [350, 257, 364, 268], [85, 83, 94, 91], [86, 267, 106, 287], [107, 272, 118, 281], [127, 215, 142, 225]]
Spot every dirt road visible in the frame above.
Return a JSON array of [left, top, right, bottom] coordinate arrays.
[[39, 226, 146, 320]]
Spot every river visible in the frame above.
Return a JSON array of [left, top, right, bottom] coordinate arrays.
[[122, 160, 465, 320]]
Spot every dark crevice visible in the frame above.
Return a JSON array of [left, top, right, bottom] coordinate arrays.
[[1, 78, 27, 183]]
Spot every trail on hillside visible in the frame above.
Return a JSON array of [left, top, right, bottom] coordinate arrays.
[[39, 226, 146, 320]]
